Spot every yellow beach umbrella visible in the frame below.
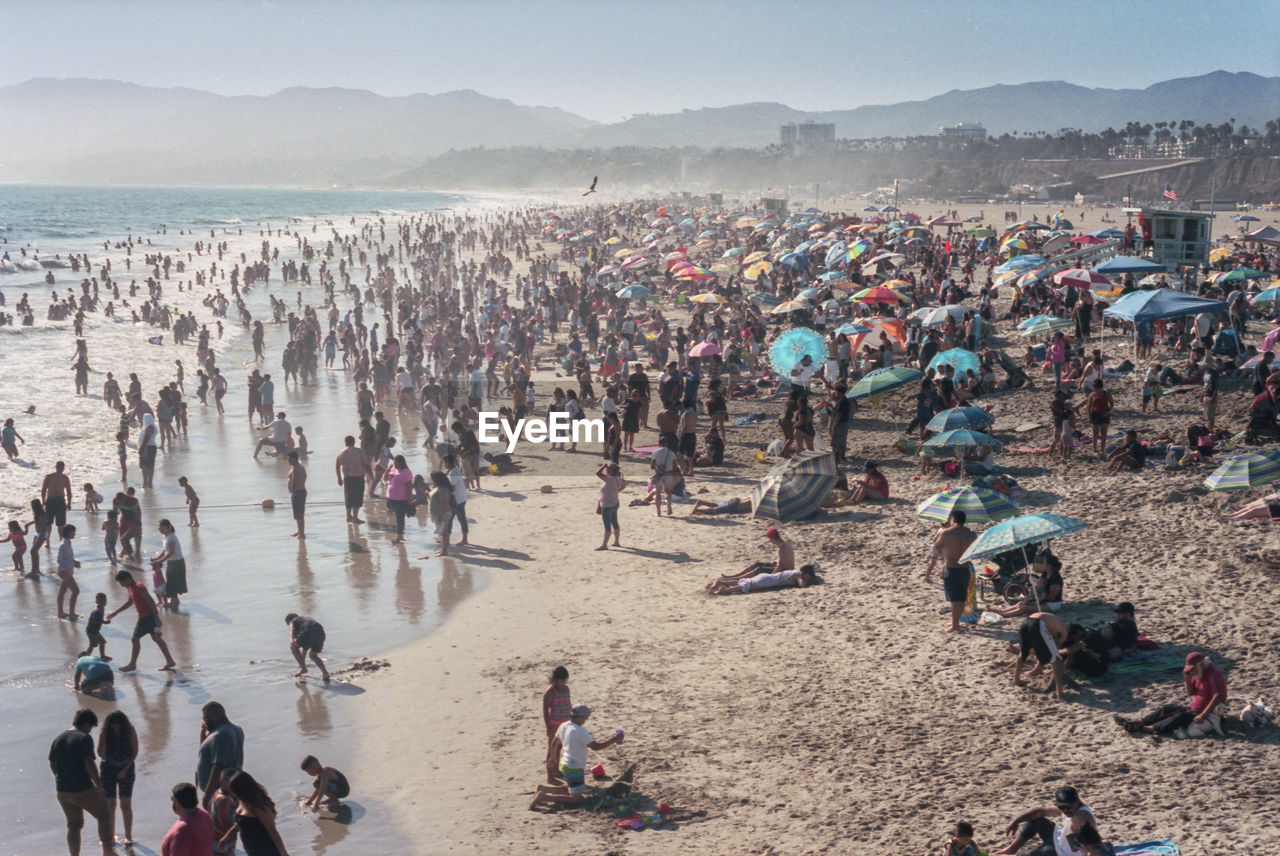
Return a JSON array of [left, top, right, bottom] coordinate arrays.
[[690, 292, 729, 304], [745, 260, 774, 278], [743, 250, 769, 265], [613, 247, 635, 259]]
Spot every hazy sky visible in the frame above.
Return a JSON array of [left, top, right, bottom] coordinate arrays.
[[4, 0, 1275, 121]]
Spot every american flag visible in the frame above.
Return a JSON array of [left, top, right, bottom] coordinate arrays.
[[1163, 184, 1178, 201]]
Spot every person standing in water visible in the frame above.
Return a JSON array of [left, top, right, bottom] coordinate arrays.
[[287, 452, 307, 539]]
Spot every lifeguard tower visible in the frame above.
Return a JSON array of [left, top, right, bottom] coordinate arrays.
[[1123, 207, 1212, 269]]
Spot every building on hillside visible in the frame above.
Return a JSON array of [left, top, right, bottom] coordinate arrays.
[[939, 123, 987, 142], [780, 122, 835, 154]]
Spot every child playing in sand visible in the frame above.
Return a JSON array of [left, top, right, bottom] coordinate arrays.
[[210, 767, 239, 855], [301, 755, 350, 810], [178, 476, 200, 527], [80, 592, 111, 660], [83, 483, 103, 513], [1141, 366, 1162, 413], [55, 524, 82, 619], [942, 821, 978, 856], [102, 509, 119, 564], [542, 666, 572, 784], [529, 705, 624, 810], [294, 425, 308, 456], [1, 520, 31, 573]]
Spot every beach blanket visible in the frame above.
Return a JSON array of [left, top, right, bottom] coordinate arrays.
[[632, 444, 658, 458], [735, 413, 766, 425], [1077, 651, 1183, 683], [1114, 840, 1180, 855]]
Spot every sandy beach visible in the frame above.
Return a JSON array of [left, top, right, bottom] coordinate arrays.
[[350, 200, 1280, 855], [4, 191, 1279, 856]]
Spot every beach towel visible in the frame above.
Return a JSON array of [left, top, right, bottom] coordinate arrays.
[[1114, 840, 1179, 855], [632, 444, 659, 458], [1077, 651, 1183, 683], [735, 413, 766, 425]]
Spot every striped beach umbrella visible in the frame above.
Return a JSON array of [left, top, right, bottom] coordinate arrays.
[[959, 513, 1088, 563], [1019, 316, 1075, 337], [750, 451, 839, 522], [917, 487, 1017, 525], [846, 366, 924, 400], [769, 299, 812, 315], [689, 292, 728, 304], [926, 406, 995, 432], [1203, 450, 1280, 491], [616, 285, 651, 299]]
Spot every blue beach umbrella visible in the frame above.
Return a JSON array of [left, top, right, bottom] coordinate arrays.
[[926, 406, 995, 432], [749, 292, 782, 306], [959, 513, 1088, 562], [616, 284, 651, 299], [924, 429, 1002, 450], [834, 322, 872, 336], [769, 328, 827, 376], [750, 451, 839, 522], [928, 348, 980, 377]]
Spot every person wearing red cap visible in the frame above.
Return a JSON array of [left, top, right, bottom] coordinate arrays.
[[704, 528, 795, 592], [1114, 651, 1228, 738]]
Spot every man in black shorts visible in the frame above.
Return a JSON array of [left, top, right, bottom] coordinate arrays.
[[42, 460, 73, 535], [335, 435, 371, 524], [923, 509, 977, 632], [285, 612, 330, 682], [1012, 612, 1087, 701]]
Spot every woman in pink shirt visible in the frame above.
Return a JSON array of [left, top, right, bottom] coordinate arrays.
[[383, 455, 414, 545]]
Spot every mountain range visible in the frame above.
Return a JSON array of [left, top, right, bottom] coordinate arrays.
[[0, 71, 1276, 186]]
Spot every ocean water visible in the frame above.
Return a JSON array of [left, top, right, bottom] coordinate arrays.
[[0, 184, 489, 854], [0, 184, 466, 257]]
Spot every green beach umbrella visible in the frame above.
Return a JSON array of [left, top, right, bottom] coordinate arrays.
[[1019, 316, 1075, 337], [1203, 450, 1280, 491], [847, 366, 924, 400]]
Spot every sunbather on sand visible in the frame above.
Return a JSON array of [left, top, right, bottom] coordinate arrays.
[[1220, 494, 1280, 521], [707, 564, 816, 595]]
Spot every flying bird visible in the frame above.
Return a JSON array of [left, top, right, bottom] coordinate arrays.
[[583, 176, 598, 196]]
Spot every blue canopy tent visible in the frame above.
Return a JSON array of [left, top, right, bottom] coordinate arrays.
[[1103, 289, 1230, 360]]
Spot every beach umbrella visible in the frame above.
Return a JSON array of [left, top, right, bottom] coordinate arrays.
[[820, 298, 846, 312], [993, 255, 1046, 273], [853, 286, 906, 305], [912, 304, 969, 328], [722, 247, 747, 258], [1203, 450, 1280, 491], [1251, 286, 1280, 306], [1019, 316, 1076, 337], [1215, 268, 1266, 282], [1001, 236, 1031, 253], [966, 227, 994, 238], [745, 260, 774, 278], [833, 322, 872, 336], [743, 250, 769, 264], [959, 513, 1088, 563], [1208, 247, 1234, 262], [928, 347, 980, 377], [1090, 228, 1124, 239], [796, 287, 824, 301], [689, 292, 728, 304], [768, 328, 827, 375], [846, 366, 923, 400], [926, 406, 995, 432], [924, 429, 1002, 450], [597, 264, 619, 276], [1053, 268, 1113, 288], [688, 341, 722, 358], [819, 270, 849, 283], [749, 292, 782, 306], [779, 252, 810, 270], [1017, 314, 1055, 330], [769, 299, 812, 315], [616, 284, 651, 300], [917, 487, 1017, 525], [750, 451, 839, 523], [1017, 268, 1049, 287], [620, 256, 651, 270]]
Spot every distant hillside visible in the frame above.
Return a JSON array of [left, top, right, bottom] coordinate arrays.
[[0, 72, 1275, 186]]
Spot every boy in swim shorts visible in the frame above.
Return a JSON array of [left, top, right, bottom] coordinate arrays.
[[301, 755, 350, 810]]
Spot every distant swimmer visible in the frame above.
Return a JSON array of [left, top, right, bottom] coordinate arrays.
[[582, 176, 598, 196], [25, 405, 36, 415]]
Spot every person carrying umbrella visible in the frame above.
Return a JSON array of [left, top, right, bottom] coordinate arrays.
[[922, 510, 977, 632]]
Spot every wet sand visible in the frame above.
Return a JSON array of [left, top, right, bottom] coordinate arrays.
[[0, 208, 495, 854]]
